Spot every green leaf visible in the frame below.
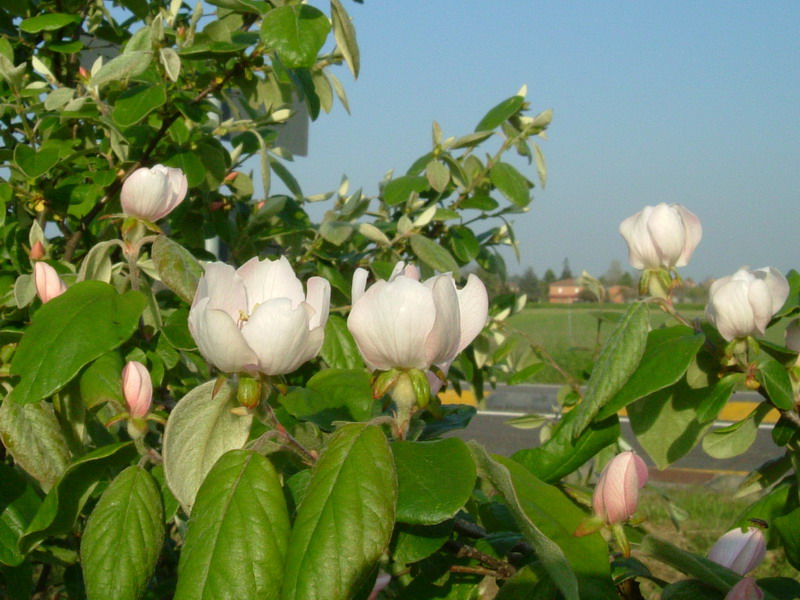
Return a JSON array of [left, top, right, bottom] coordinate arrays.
[[382, 175, 428, 206], [164, 149, 205, 186], [162, 308, 196, 350], [460, 195, 498, 211], [469, 443, 614, 600], [756, 358, 794, 410], [660, 580, 725, 600], [20, 13, 80, 33], [475, 94, 524, 132], [206, 0, 269, 13], [410, 234, 461, 278], [90, 51, 153, 88], [48, 40, 83, 54], [392, 438, 476, 525], [628, 381, 714, 469], [280, 369, 374, 428], [320, 314, 362, 369], [449, 130, 495, 150], [319, 220, 352, 246], [175, 450, 289, 600], [112, 83, 167, 128], [81, 467, 164, 600], [0, 464, 41, 566], [513, 411, 619, 483], [151, 236, 204, 304], [78, 240, 118, 283], [425, 160, 450, 193], [702, 402, 774, 459], [490, 162, 531, 208], [639, 536, 741, 594], [261, 5, 331, 69], [159, 47, 181, 82], [393, 521, 453, 565], [596, 326, 705, 419], [571, 301, 649, 437], [44, 87, 75, 111], [9, 282, 146, 405], [330, 0, 359, 78], [14, 145, 59, 179], [20, 442, 137, 554], [281, 424, 396, 600], [759, 578, 800, 600], [163, 380, 253, 513], [0, 396, 69, 491], [447, 226, 480, 263], [79, 352, 124, 409], [696, 374, 739, 424]]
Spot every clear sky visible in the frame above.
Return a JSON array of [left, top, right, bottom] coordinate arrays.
[[277, 1, 800, 282]]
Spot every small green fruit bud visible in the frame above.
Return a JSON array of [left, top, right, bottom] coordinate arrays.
[[237, 375, 261, 409]]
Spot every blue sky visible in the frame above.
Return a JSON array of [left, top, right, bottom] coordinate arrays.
[[280, 1, 800, 281]]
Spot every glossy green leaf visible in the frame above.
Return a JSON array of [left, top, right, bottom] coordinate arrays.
[[14, 145, 59, 179], [164, 149, 205, 186], [696, 375, 739, 425], [628, 381, 714, 469], [448, 226, 480, 263], [702, 402, 774, 459], [596, 325, 704, 419], [280, 369, 374, 428], [20, 442, 137, 554], [49, 40, 83, 54], [150, 465, 180, 523], [9, 282, 145, 405], [206, 0, 268, 13], [330, 0, 360, 78], [112, 83, 167, 127], [151, 236, 204, 304], [281, 424, 396, 600], [0, 396, 69, 491], [460, 194, 499, 211], [475, 95, 524, 132], [756, 358, 794, 410], [383, 175, 428, 206], [468, 443, 581, 600], [20, 13, 80, 32], [759, 578, 800, 600], [162, 308, 196, 350], [175, 450, 289, 600], [392, 521, 453, 565], [572, 301, 649, 437], [513, 410, 619, 483], [261, 5, 331, 69], [320, 314, 362, 369], [410, 234, 460, 278], [81, 467, 164, 600], [79, 352, 124, 409], [90, 51, 153, 88], [392, 438, 476, 525], [0, 464, 41, 566], [490, 162, 531, 207], [163, 380, 253, 513]]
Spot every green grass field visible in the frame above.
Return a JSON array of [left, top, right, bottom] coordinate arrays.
[[506, 303, 789, 384]]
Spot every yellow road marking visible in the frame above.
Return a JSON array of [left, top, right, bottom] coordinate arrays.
[[438, 390, 780, 423]]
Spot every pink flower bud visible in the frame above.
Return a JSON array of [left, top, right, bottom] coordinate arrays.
[[725, 578, 763, 600], [122, 361, 152, 418], [708, 527, 766, 575], [592, 451, 649, 525], [30, 241, 46, 260], [33, 262, 67, 303]]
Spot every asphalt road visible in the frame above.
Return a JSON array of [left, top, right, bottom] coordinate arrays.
[[450, 384, 779, 483]]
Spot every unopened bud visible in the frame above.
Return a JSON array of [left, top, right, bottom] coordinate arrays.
[[30, 241, 45, 260], [725, 577, 763, 600], [122, 361, 152, 418], [708, 526, 766, 575], [592, 451, 649, 525], [33, 262, 67, 303], [407, 368, 431, 409]]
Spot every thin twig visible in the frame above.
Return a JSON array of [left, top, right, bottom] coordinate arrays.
[[444, 540, 516, 579]]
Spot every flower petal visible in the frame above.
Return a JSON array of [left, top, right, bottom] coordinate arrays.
[[456, 274, 489, 352], [347, 278, 436, 370], [242, 298, 316, 375], [188, 297, 258, 373], [305, 276, 331, 329], [351, 268, 369, 305], [238, 256, 304, 311], [194, 262, 247, 321], [424, 275, 461, 365], [674, 204, 702, 267], [754, 267, 789, 314], [646, 203, 686, 267]]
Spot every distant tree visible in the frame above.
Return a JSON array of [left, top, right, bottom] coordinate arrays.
[[560, 258, 573, 280], [543, 268, 557, 285], [603, 260, 625, 285], [618, 271, 634, 287], [518, 267, 541, 301]]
